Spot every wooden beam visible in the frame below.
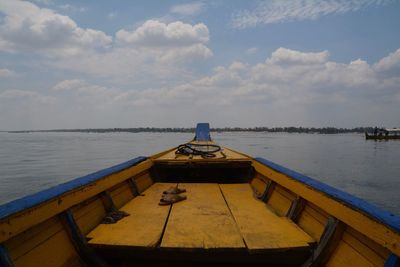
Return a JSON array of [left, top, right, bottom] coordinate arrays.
[[260, 180, 275, 202], [100, 191, 117, 212], [60, 210, 108, 267], [287, 197, 306, 222], [301, 217, 345, 267], [128, 178, 139, 197]]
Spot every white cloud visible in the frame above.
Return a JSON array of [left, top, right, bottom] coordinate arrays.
[[0, 0, 111, 56], [0, 68, 15, 77], [0, 89, 56, 104], [170, 2, 205, 16], [246, 47, 258, 54], [116, 20, 209, 47], [232, 0, 394, 28], [268, 48, 329, 64], [0, 0, 213, 86], [2, 47, 400, 129], [58, 4, 87, 13], [373, 48, 400, 74], [50, 20, 212, 85]]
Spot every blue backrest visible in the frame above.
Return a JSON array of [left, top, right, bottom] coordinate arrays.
[[194, 123, 211, 141]]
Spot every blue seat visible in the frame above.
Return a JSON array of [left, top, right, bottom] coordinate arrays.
[[194, 123, 211, 141]]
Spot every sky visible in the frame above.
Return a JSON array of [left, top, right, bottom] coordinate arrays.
[[0, 0, 400, 130]]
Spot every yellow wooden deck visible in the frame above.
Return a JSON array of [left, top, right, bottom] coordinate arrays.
[[87, 182, 314, 252], [220, 184, 315, 250], [87, 183, 173, 247], [161, 183, 245, 249]]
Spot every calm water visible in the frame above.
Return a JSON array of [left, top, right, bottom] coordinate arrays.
[[0, 132, 399, 215]]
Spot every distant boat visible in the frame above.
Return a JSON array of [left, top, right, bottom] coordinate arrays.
[[365, 128, 400, 140], [0, 123, 399, 267]]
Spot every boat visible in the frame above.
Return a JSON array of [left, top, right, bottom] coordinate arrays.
[[365, 128, 400, 140], [0, 123, 399, 267]]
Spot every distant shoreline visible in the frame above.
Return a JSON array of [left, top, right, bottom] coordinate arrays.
[[3, 127, 373, 134]]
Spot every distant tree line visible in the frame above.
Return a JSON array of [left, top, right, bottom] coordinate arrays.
[[8, 127, 374, 134]]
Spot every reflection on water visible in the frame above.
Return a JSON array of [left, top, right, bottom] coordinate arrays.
[[0, 132, 399, 215]]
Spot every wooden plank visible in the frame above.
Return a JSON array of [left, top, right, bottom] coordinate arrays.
[[87, 183, 172, 248], [342, 230, 387, 266], [161, 183, 245, 249], [297, 207, 326, 242], [109, 182, 134, 209], [253, 160, 400, 255], [0, 159, 152, 243], [5, 217, 63, 260], [301, 217, 345, 267], [12, 227, 80, 267], [71, 197, 107, 236], [267, 188, 292, 216], [134, 173, 153, 193], [220, 183, 314, 251], [325, 240, 375, 267]]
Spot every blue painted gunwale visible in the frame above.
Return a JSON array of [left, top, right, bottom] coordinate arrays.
[[255, 157, 400, 233], [0, 156, 147, 220]]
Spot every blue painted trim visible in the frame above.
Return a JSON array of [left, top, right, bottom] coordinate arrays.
[[384, 254, 398, 267], [194, 123, 211, 141], [0, 157, 147, 220], [0, 245, 14, 267], [255, 157, 400, 233]]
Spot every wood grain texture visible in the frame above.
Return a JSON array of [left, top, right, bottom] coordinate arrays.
[[325, 240, 375, 267], [161, 183, 245, 249], [220, 183, 314, 251], [87, 183, 172, 248], [253, 160, 400, 255], [0, 160, 152, 243]]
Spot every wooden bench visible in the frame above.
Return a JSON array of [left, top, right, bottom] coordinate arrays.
[[87, 182, 314, 254], [87, 183, 173, 248]]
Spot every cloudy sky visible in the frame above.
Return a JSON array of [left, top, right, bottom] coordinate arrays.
[[0, 0, 399, 130]]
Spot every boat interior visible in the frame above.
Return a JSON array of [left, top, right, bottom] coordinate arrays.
[[0, 124, 398, 267]]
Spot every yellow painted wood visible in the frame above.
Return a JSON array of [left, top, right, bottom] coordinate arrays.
[[134, 173, 153, 193], [5, 217, 63, 260], [6, 216, 80, 267], [275, 185, 296, 201], [88, 183, 172, 248], [346, 226, 390, 260], [325, 240, 375, 267], [297, 206, 326, 241], [0, 159, 152, 243], [342, 231, 386, 266], [250, 175, 268, 196], [253, 160, 400, 255], [219, 183, 314, 250], [161, 183, 245, 249], [305, 202, 330, 224], [12, 228, 80, 267], [109, 181, 134, 208], [267, 189, 292, 216], [71, 197, 107, 235]]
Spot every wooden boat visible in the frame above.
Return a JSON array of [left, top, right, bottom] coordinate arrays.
[[365, 128, 400, 140], [0, 123, 399, 267]]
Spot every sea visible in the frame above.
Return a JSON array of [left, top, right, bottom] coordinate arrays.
[[0, 131, 399, 215]]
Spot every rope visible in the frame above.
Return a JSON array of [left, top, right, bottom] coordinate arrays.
[[175, 143, 222, 158]]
